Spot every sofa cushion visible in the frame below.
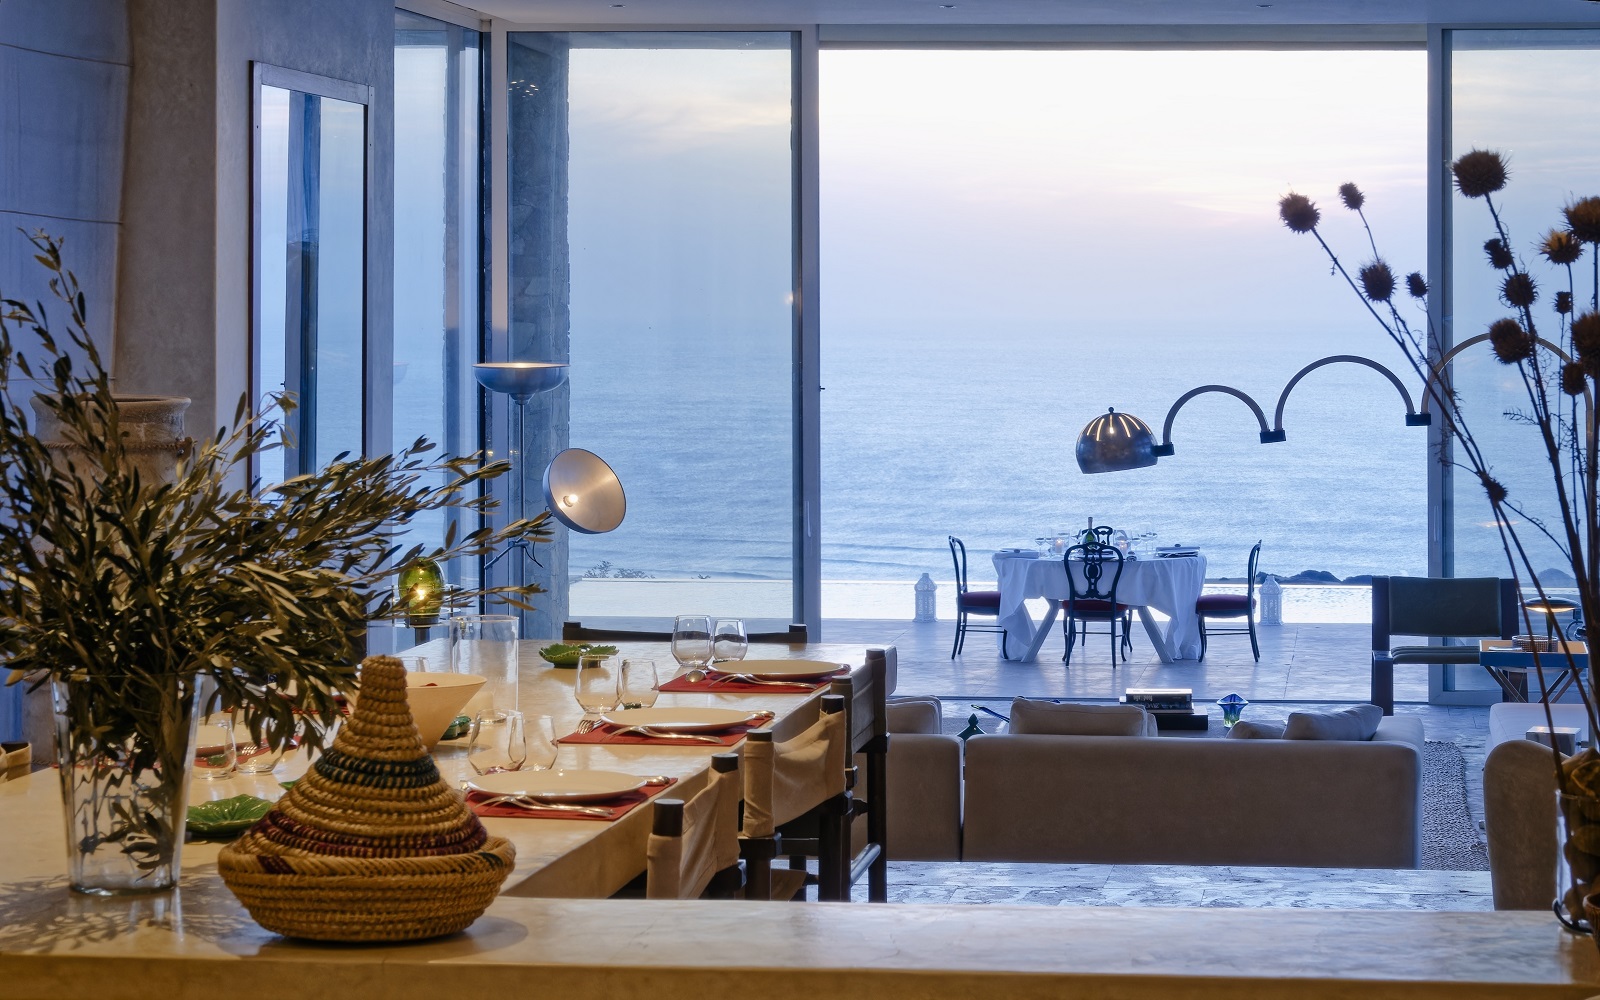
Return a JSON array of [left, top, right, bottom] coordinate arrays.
[[886, 696, 942, 735], [1283, 704, 1383, 741], [1008, 699, 1154, 737], [1225, 720, 1287, 740]]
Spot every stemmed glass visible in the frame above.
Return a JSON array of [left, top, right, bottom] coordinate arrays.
[[618, 659, 661, 709], [468, 710, 528, 775], [671, 615, 714, 682], [712, 619, 748, 667], [575, 653, 622, 727]]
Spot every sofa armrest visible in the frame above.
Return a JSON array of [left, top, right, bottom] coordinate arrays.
[[886, 733, 963, 861], [1372, 715, 1425, 753], [1485, 738, 1558, 910]]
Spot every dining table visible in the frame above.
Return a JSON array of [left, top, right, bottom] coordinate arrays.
[[991, 551, 1208, 663]]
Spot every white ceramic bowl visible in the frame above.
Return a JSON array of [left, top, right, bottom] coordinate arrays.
[[405, 673, 486, 748]]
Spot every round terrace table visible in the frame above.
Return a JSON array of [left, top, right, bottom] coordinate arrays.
[[992, 552, 1208, 663]]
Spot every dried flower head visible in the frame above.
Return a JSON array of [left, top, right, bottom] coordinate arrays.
[[1557, 290, 1574, 315], [1563, 362, 1588, 396], [1488, 317, 1533, 364], [1484, 238, 1514, 270], [1501, 272, 1537, 308], [1565, 197, 1600, 244], [1406, 272, 1428, 299], [1452, 149, 1508, 199], [1278, 193, 1320, 233], [1339, 183, 1364, 211], [1573, 311, 1600, 360], [1478, 470, 1508, 504], [1539, 228, 1584, 265], [1359, 260, 1396, 302]]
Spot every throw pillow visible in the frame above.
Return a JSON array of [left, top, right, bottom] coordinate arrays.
[[886, 696, 942, 735], [1282, 704, 1384, 741], [1008, 699, 1153, 737], [1225, 720, 1287, 740]]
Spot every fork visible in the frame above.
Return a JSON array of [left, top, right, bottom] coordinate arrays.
[[610, 725, 726, 744], [710, 673, 813, 688], [475, 794, 616, 817]]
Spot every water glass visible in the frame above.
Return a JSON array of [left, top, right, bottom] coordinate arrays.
[[671, 615, 714, 676], [451, 614, 519, 723], [712, 619, 748, 664], [575, 653, 621, 721], [232, 710, 292, 775], [618, 659, 661, 709], [526, 716, 560, 771], [193, 715, 237, 779], [468, 710, 528, 775]]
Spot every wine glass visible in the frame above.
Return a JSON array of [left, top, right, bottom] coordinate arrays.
[[712, 619, 749, 666], [526, 715, 560, 770], [468, 710, 528, 775], [618, 659, 661, 709], [671, 614, 714, 682], [575, 653, 621, 725]]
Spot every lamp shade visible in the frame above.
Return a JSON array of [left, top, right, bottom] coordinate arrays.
[[472, 362, 568, 401], [1075, 408, 1157, 474], [542, 448, 626, 534]]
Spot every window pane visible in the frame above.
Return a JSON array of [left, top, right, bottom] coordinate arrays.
[[820, 50, 1427, 618], [510, 32, 796, 623], [395, 12, 483, 592]]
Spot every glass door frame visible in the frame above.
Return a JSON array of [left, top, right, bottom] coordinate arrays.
[[484, 21, 822, 635], [249, 63, 387, 478]]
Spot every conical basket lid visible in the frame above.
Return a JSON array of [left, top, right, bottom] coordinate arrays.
[[233, 655, 489, 859]]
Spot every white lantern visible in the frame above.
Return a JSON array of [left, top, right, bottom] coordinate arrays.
[[914, 573, 938, 622], [1260, 575, 1283, 626]]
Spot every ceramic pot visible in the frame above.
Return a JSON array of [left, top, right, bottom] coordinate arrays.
[[29, 393, 191, 486]]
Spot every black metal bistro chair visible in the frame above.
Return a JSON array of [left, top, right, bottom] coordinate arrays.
[[1061, 540, 1134, 666], [948, 536, 1007, 658], [1195, 541, 1263, 662]]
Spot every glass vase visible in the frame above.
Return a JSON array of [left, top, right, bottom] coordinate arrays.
[[51, 676, 200, 895], [1557, 790, 1600, 934]]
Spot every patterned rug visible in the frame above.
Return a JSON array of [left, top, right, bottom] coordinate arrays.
[[1423, 739, 1490, 871]]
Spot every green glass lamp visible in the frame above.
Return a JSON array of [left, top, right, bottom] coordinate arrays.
[[398, 557, 445, 627]]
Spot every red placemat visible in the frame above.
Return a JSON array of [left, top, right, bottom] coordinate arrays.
[[659, 673, 829, 694], [558, 722, 761, 746], [466, 777, 677, 821]]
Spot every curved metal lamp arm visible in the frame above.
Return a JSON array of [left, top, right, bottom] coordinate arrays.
[[1273, 354, 1428, 434], [1420, 331, 1593, 440], [1153, 385, 1272, 457]]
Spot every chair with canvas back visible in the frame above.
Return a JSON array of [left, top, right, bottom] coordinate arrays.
[[739, 693, 850, 901], [948, 536, 1007, 658], [645, 752, 744, 899], [1370, 575, 1517, 715], [1061, 540, 1134, 666], [1195, 541, 1263, 662]]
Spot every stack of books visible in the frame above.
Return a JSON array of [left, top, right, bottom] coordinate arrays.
[[1120, 688, 1208, 731]]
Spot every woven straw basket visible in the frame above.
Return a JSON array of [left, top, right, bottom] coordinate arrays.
[[219, 656, 515, 942]]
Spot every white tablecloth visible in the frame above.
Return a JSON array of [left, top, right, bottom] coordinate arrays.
[[992, 553, 1208, 661]]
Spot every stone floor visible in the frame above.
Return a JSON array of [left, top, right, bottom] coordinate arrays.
[[818, 617, 1509, 912]]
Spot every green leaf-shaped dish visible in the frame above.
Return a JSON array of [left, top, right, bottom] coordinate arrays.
[[187, 794, 273, 837], [538, 642, 618, 667]]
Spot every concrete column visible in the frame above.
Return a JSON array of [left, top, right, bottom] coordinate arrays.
[[503, 33, 571, 639]]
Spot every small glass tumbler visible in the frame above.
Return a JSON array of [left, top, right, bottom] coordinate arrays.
[[452, 614, 519, 723], [526, 715, 560, 770], [468, 710, 528, 775], [712, 619, 749, 665], [232, 710, 293, 775], [618, 659, 661, 709], [193, 715, 237, 779], [575, 653, 621, 724]]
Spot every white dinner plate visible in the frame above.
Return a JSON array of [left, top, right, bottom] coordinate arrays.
[[470, 769, 645, 802], [715, 659, 845, 681], [600, 707, 760, 732]]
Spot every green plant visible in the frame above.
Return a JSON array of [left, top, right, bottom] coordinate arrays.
[[1, 233, 548, 873]]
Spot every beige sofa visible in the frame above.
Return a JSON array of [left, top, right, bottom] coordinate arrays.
[[885, 699, 1424, 869]]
